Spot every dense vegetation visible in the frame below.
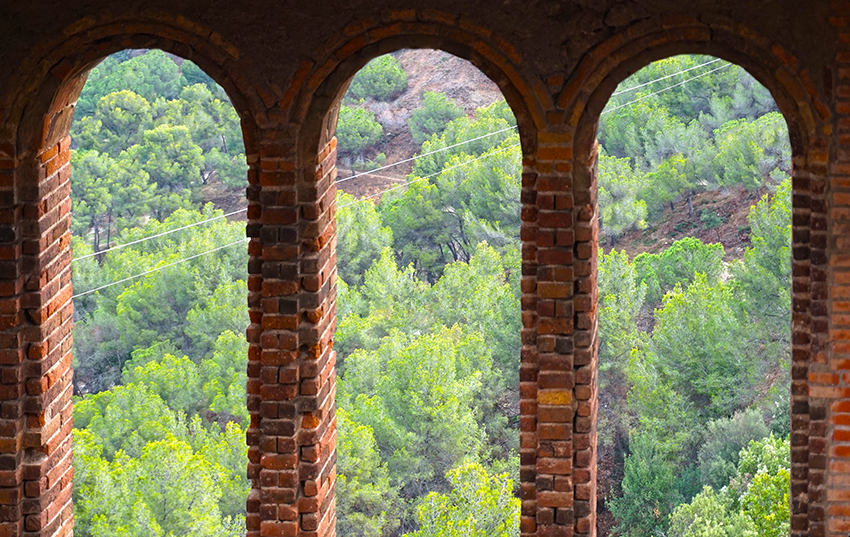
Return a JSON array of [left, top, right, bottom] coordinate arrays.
[[68, 50, 792, 537]]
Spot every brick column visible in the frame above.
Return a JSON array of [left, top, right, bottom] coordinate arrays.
[[0, 130, 75, 537], [816, 9, 850, 537], [523, 132, 595, 537], [246, 129, 337, 537]]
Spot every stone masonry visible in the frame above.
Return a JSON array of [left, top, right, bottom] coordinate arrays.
[[0, 1, 845, 536]]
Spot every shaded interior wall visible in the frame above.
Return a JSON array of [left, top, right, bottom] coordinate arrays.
[[0, 1, 844, 536]]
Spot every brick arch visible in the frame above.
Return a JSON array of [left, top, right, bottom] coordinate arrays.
[[0, 17, 261, 537], [261, 16, 550, 537], [10, 16, 260, 162], [553, 15, 830, 537], [291, 14, 547, 166]]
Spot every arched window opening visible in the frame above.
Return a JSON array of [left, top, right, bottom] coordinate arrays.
[[68, 49, 251, 537], [594, 55, 792, 537], [331, 49, 523, 536]]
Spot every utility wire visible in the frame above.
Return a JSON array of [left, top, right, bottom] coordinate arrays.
[[610, 58, 723, 96], [338, 60, 727, 185], [72, 238, 249, 299], [72, 60, 726, 280], [73, 127, 518, 261], [336, 124, 518, 185], [602, 62, 731, 116], [73, 145, 519, 298], [73, 208, 247, 262], [337, 142, 520, 210]]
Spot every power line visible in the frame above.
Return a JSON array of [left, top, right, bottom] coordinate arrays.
[[338, 142, 520, 210], [611, 58, 723, 96], [72, 59, 726, 279], [74, 145, 519, 298], [73, 208, 247, 262], [338, 60, 728, 185], [602, 62, 731, 116], [72, 238, 248, 299], [336, 124, 518, 185], [72, 127, 518, 260]]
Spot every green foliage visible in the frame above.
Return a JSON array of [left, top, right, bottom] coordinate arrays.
[[75, 90, 154, 156], [699, 209, 725, 229], [609, 433, 681, 537], [598, 152, 648, 242], [339, 326, 498, 492], [597, 249, 646, 444], [72, 206, 246, 388], [73, 430, 245, 537], [697, 409, 769, 490], [669, 436, 790, 537], [648, 274, 761, 418], [347, 55, 409, 101], [128, 124, 204, 218], [71, 149, 156, 252], [337, 105, 384, 157], [740, 469, 790, 537], [383, 139, 520, 277], [68, 50, 797, 537], [430, 244, 521, 386], [732, 177, 792, 343], [336, 409, 403, 537], [186, 280, 250, 359], [712, 113, 790, 190], [75, 50, 186, 118], [641, 154, 694, 217], [404, 463, 520, 537], [412, 100, 516, 177], [409, 92, 464, 144], [669, 486, 756, 537], [336, 191, 394, 285], [71, 51, 246, 243], [122, 353, 204, 416], [634, 236, 725, 305]]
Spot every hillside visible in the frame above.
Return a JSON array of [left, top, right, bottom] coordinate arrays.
[[336, 49, 504, 198], [609, 185, 757, 261]]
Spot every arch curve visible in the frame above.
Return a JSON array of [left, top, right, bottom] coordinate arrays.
[[559, 17, 827, 197], [9, 14, 261, 162], [291, 16, 546, 167], [556, 15, 828, 535]]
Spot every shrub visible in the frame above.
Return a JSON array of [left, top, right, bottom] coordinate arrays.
[[409, 92, 464, 144], [697, 408, 769, 490], [347, 55, 408, 102], [336, 106, 383, 158]]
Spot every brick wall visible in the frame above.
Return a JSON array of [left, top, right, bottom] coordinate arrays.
[[0, 2, 844, 536]]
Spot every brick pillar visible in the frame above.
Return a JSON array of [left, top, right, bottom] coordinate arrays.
[[0, 131, 75, 537], [246, 129, 337, 537], [794, 152, 826, 537], [573, 142, 599, 537], [524, 132, 594, 537], [816, 9, 850, 537]]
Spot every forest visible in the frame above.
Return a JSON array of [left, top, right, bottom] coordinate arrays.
[[67, 49, 791, 537]]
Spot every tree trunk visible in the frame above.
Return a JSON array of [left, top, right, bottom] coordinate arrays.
[[92, 221, 100, 254], [687, 191, 694, 219], [106, 208, 113, 250]]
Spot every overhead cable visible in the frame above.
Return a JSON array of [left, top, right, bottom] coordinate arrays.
[[73, 208, 247, 262], [336, 124, 518, 185], [72, 238, 249, 298], [74, 145, 519, 298], [337, 142, 521, 210], [72, 59, 728, 279], [602, 62, 732, 116], [611, 58, 724, 96]]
